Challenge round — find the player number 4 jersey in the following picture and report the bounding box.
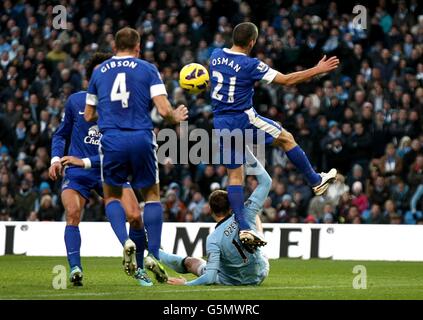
[86,56,167,132]
[209,48,277,114]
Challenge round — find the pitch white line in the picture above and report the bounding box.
[3,283,423,299]
[0,285,356,299]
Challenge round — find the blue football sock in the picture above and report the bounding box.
[129,227,146,269]
[64,225,82,270]
[227,185,250,231]
[143,202,163,260]
[105,200,128,246]
[159,249,187,273]
[285,145,321,186]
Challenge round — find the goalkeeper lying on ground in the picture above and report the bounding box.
[145,147,270,285]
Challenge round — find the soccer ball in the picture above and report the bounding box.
[179,63,210,95]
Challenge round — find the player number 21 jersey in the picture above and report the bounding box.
[209,48,277,115]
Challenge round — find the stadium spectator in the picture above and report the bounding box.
[163,188,187,222]
[362,204,386,224]
[384,199,402,223]
[37,194,60,221]
[391,179,411,213]
[326,174,349,203]
[275,194,296,223]
[377,143,403,179]
[351,181,369,214]
[368,176,390,207]
[346,205,361,224]
[198,203,214,222]
[260,196,277,223]
[14,179,37,221]
[187,191,206,221]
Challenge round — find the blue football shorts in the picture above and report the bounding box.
[213,107,282,169]
[99,129,159,189]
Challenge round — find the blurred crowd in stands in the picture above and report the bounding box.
[0,0,422,224]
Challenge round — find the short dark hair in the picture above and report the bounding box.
[209,190,230,216]
[115,27,140,51]
[85,52,113,80]
[232,22,258,47]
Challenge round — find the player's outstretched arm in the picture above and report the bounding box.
[272,55,339,86]
[153,95,188,124]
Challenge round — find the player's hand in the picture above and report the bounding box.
[61,156,84,168]
[48,161,63,181]
[167,276,187,285]
[172,105,188,123]
[316,55,339,74]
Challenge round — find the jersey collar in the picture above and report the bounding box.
[112,55,134,59]
[223,48,246,56]
[215,213,233,229]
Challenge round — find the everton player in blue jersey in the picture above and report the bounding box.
[85,28,188,283]
[151,148,270,286]
[49,53,153,287]
[210,22,339,246]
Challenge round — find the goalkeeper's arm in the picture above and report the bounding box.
[245,146,272,208]
[185,247,220,286]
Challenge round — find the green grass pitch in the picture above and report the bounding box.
[1,256,422,300]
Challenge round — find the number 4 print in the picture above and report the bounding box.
[111,73,130,108]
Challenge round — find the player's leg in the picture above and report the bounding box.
[130,130,168,282]
[103,185,128,244]
[103,183,137,275]
[226,166,265,245]
[121,186,145,268]
[214,113,264,243]
[121,186,152,286]
[141,183,168,283]
[157,249,188,274]
[129,130,162,261]
[245,109,336,195]
[158,248,206,277]
[227,165,249,231]
[140,183,162,260]
[100,135,137,275]
[62,188,86,286]
[272,129,337,195]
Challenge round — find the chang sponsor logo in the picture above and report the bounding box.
[84,125,102,145]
